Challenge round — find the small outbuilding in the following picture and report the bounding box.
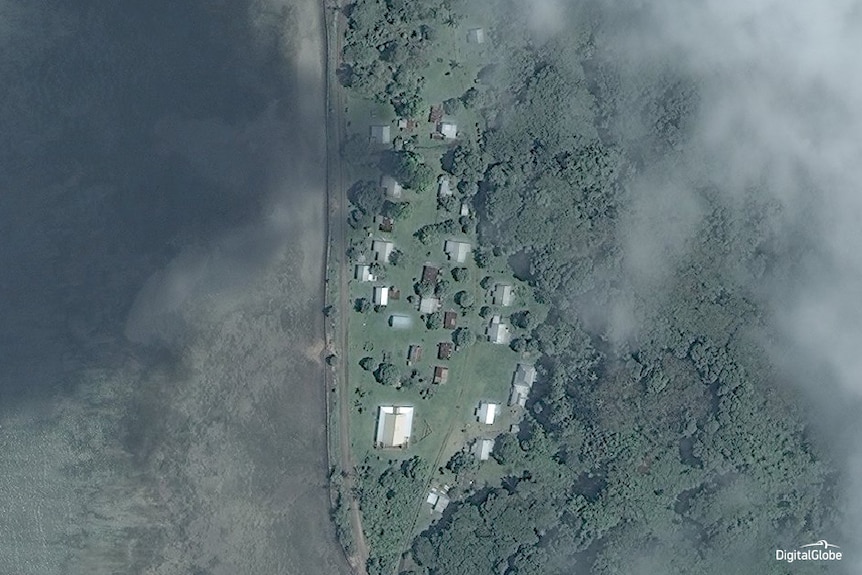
[437,175,452,197]
[433,366,449,384]
[375,405,414,448]
[426,487,450,513]
[375,215,394,232]
[373,286,389,306]
[509,363,537,407]
[372,239,394,262]
[437,342,454,360]
[419,296,440,314]
[443,311,458,329]
[355,264,375,282]
[370,124,391,144]
[492,283,514,307]
[476,402,499,425]
[438,120,458,140]
[422,264,440,283]
[473,438,495,461]
[433,492,450,513]
[380,174,403,199]
[486,315,511,345]
[444,240,472,263]
[467,28,486,44]
[407,345,423,364]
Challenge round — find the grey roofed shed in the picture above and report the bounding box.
[389,314,412,329]
[467,28,485,44]
[370,124,391,144]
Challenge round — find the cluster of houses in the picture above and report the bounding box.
[374,362,536,451]
[369,98,460,151]
[485,282,514,344]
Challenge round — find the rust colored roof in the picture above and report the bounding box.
[437,342,453,360]
[443,311,458,329]
[408,345,423,363]
[422,265,439,283]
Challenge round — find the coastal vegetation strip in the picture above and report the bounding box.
[322,0,370,572]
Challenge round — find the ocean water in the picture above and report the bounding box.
[0,0,347,573]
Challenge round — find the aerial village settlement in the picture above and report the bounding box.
[324,6,547,573]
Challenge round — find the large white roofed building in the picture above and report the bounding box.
[375,406,415,448]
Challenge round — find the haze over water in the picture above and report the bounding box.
[0,0,347,573]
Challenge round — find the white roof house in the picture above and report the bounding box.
[389,314,413,329]
[473,438,495,461]
[437,175,452,198]
[509,363,537,407]
[380,174,403,199]
[355,264,375,282]
[492,283,514,306]
[370,124,391,144]
[486,315,511,345]
[433,492,450,513]
[372,239,394,262]
[460,202,470,217]
[444,240,472,263]
[476,402,499,425]
[439,120,458,140]
[467,28,486,44]
[419,296,440,314]
[373,286,389,306]
[375,406,414,448]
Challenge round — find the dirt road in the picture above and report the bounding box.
[321,1,370,573]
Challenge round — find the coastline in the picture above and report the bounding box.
[320,0,371,573]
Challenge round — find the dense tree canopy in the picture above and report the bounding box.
[340,1,842,574]
[348,179,384,216]
[405,3,840,575]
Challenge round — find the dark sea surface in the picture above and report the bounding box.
[0,0,348,573]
